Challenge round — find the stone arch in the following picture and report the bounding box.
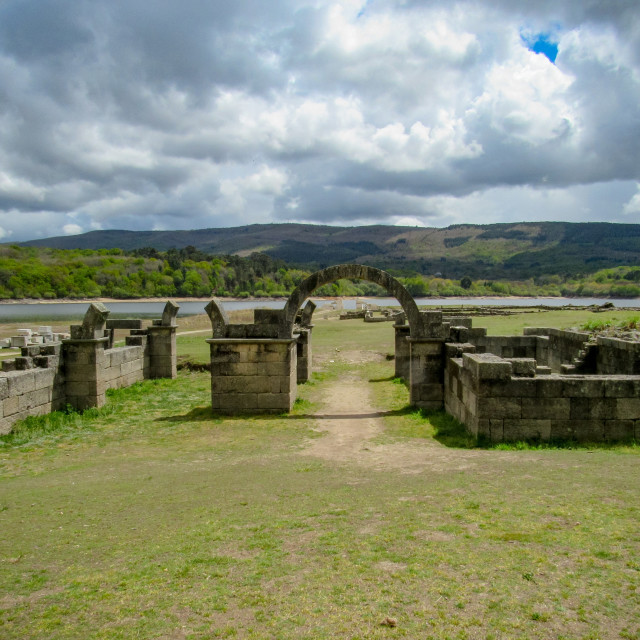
[280,264,425,338]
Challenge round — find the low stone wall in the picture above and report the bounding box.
[0,345,65,434]
[596,336,640,375]
[445,349,640,443]
[522,328,589,372]
[103,342,149,390]
[0,302,178,435]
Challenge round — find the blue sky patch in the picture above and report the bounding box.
[522,31,559,63]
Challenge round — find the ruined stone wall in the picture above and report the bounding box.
[0,302,178,435]
[103,343,149,391]
[596,336,640,375]
[445,349,640,443]
[0,345,65,435]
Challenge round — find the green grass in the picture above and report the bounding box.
[1,311,640,639]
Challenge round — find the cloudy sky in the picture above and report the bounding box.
[1,0,639,242]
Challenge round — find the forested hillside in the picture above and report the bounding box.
[2,244,640,300]
[21,221,640,280]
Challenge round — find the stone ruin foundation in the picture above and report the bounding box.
[2,264,639,444]
[0,301,179,434]
[203,264,640,443]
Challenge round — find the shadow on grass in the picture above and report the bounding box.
[426,410,480,449]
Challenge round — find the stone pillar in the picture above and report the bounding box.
[407,310,448,410]
[394,323,411,380]
[208,339,297,414]
[296,328,313,383]
[63,302,111,410]
[408,339,446,410]
[147,300,179,379]
[147,326,177,378]
[63,337,110,410]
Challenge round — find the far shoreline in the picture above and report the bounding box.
[1,294,639,305]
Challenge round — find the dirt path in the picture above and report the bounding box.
[300,363,530,474]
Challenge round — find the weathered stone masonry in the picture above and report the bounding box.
[204,263,640,443]
[0,301,178,434]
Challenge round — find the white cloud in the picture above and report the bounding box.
[63,223,83,235]
[0,0,638,241]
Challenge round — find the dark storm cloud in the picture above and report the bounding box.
[0,0,638,241]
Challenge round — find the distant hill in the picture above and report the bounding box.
[20,221,640,280]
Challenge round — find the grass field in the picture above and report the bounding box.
[1,310,639,639]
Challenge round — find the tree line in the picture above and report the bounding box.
[1,245,639,300]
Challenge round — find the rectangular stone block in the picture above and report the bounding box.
[64,364,99,383]
[3,395,19,417]
[572,420,605,442]
[257,393,291,410]
[210,348,241,364]
[0,377,8,401]
[19,387,51,411]
[478,397,521,419]
[604,420,634,442]
[535,377,564,398]
[463,353,512,382]
[604,378,640,398]
[550,420,576,440]
[6,371,36,396]
[562,378,605,398]
[216,393,259,412]
[490,419,504,442]
[507,358,537,377]
[522,397,570,420]
[224,362,258,376]
[503,419,551,441]
[477,378,537,398]
[256,362,290,376]
[33,368,55,389]
[615,397,640,420]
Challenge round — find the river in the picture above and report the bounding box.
[0,296,638,320]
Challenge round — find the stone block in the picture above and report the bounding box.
[416,383,443,403]
[64,364,99,383]
[604,420,634,442]
[19,388,51,411]
[490,419,504,442]
[503,419,551,441]
[604,378,640,398]
[0,417,12,436]
[15,357,33,370]
[257,393,291,410]
[522,397,570,420]
[549,420,576,440]
[507,358,536,377]
[477,397,521,419]
[0,377,8,401]
[227,362,259,376]
[463,353,512,382]
[570,397,591,420]
[216,393,258,412]
[562,378,605,398]
[572,420,605,442]
[536,366,552,375]
[535,377,564,398]
[256,362,290,377]
[6,371,36,396]
[615,398,640,420]
[3,395,19,417]
[33,368,55,390]
[1,359,17,372]
[477,378,537,398]
[210,347,241,364]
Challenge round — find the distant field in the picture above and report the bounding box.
[1,314,638,639]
